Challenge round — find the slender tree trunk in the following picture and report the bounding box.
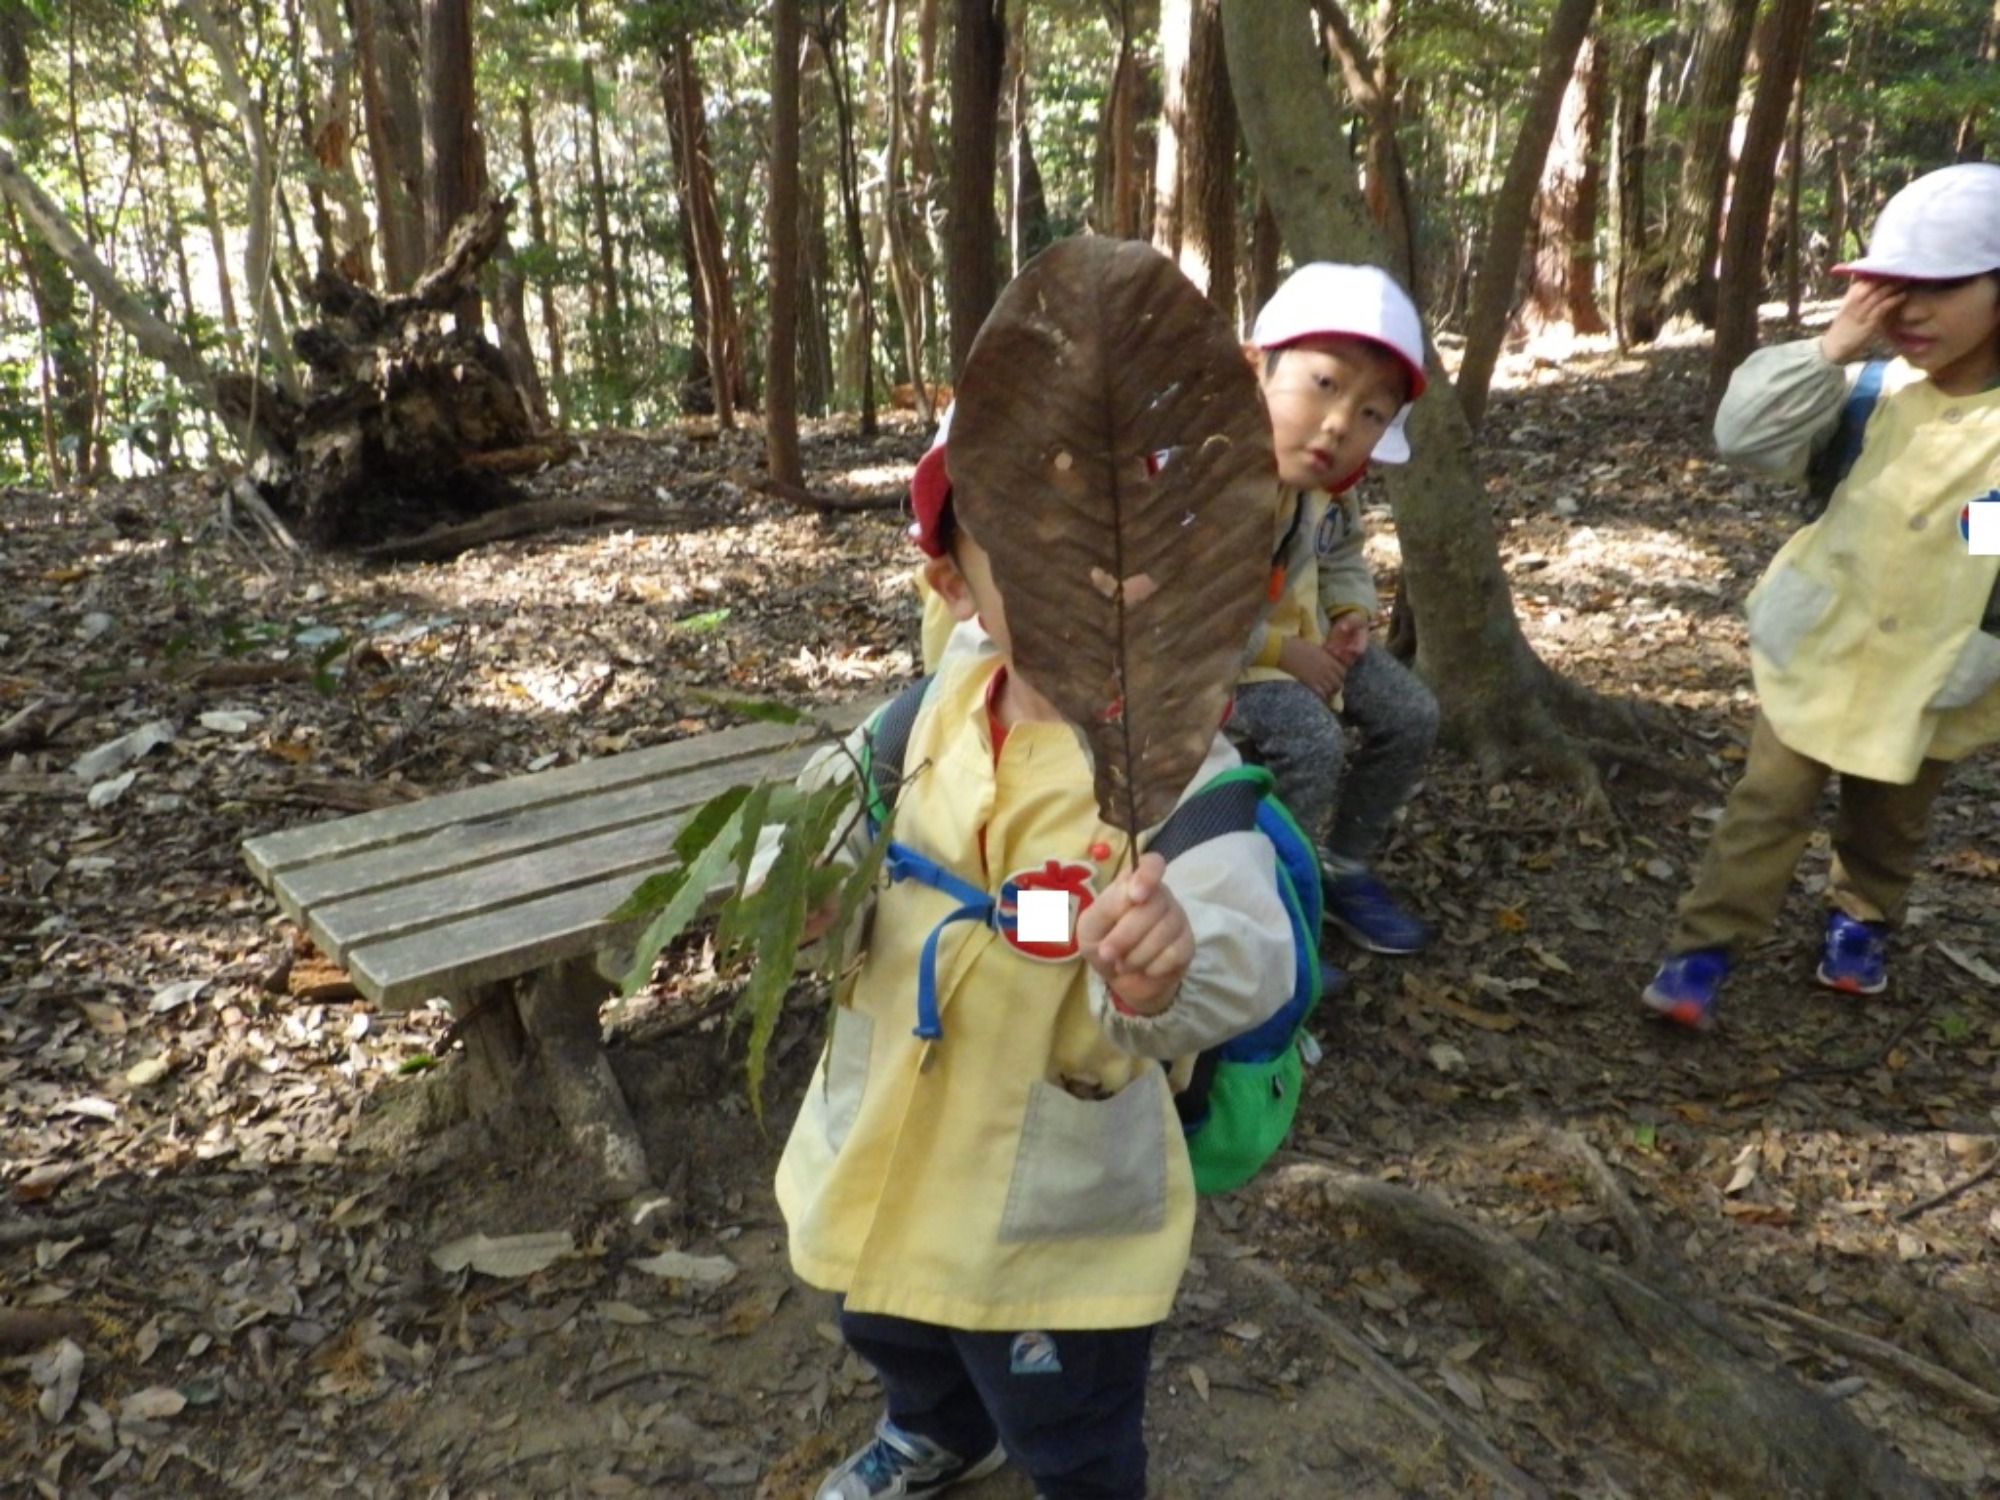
[0,0,87,480]
[1225,0,1613,791]
[1522,35,1609,336]
[946,0,1004,374]
[515,93,566,396]
[1612,0,1668,345]
[662,34,744,425]
[1177,0,1237,307]
[1093,3,1148,239]
[768,0,803,487]
[305,0,375,283]
[881,0,938,416]
[1152,0,1188,259]
[419,0,484,330]
[1654,0,1759,325]
[1314,0,1418,288]
[0,141,293,459]
[815,5,878,435]
[1955,0,2000,160]
[351,0,425,290]
[1455,0,1598,427]
[183,0,300,397]
[1708,0,1817,409]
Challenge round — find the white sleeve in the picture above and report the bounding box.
[1712,339,1852,484]
[1089,828,1295,1061]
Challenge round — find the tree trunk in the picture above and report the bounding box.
[768,0,803,489]
[1092,2,1149,241]
[0,140,296,461]
[1454,0,1598,427]
[0,0,89,481]
[304,0,374,284]
[947,0,1004,375]
[662,34,745,425]
[183,0,301,399]
[581,23,625,390]
[1178,0,1237,308]
[1225,1,1616,791]
[1955,0,2000,159]
[1314,0,1419,289]
[1004,8,1050,275]
[882,0,939,418]
[1521,35,1609,336]
[814,4,879,435]
[1708,0,1817,410]
[515,92,566,396]
[419,0,485,331]
[1653,0,1759,326]
[352,0,424,290]
[1151,0,1188,260]
[1612,0,1668,346]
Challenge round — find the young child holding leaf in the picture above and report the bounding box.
[1232,262,1441,957]
[768,238,1296,1500]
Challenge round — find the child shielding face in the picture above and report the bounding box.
[1825,161,2000,397]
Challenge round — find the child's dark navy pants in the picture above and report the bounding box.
[837,1304,1155,1499]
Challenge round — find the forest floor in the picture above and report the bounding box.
[2,328,1998,1499]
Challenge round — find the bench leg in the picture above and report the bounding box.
[514,957,653,1199]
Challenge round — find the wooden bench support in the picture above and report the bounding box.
[516,958,650,1197]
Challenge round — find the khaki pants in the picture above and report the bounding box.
[1672,713,1952,955]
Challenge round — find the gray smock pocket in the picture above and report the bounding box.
[1928,630,2000,710]
[999,1073,1168,1242]
[1745,564,1835,671]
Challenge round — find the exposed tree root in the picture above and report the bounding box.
[1270,1165,1948,1499]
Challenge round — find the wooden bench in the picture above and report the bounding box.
[241,702,876,1195]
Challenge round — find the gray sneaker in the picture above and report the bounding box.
[816,1418,1006,1499]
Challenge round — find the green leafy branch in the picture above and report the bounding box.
[607,706,899,1117]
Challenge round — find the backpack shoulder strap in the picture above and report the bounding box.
[1146,765,1273,860]
[860,675,933,833]
[1805,357,1888,511]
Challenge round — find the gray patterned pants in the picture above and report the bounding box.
[1227,645,1439,862]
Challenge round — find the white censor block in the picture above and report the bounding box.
[1967,500,2000,556]
[1016,888,1071,944]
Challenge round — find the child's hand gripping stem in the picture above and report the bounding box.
[1077,851,1193,1015]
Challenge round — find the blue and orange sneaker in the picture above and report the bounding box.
[1816,910,1888,995]
[1642,948,1729,1032]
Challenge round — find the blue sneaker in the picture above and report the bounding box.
[817,1419,1005,1499]
[1322,867,1434,954]
[1642,948,1729,1032]
[1816,910,1888,995]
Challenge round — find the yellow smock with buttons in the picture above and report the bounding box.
[1719,343,2000,782]
[774,652,1294,1331]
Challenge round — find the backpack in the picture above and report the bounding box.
[859,675,1324,1195]
[1801,357,1887,520]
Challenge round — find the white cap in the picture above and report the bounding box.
[1833,162,2000,280]
[1250,262,1426,464]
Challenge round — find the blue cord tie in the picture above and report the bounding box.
[884,840,994,1040]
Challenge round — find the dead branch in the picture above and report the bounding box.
[1893,1157,1999,1224]
[357,495,660,563]
[1538,1123,1662,1276]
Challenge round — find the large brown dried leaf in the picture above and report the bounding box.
[949,238,1274,832]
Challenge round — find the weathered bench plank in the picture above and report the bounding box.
[245,705,873,1010]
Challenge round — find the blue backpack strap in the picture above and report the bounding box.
[1146,766,1270,860]
[881,841,992,1041]
[1804,357,1887,513]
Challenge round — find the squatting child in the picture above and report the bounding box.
[774,338,1296,1493]
[1233,262,1442,958]
[1643,162,2000,1031]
